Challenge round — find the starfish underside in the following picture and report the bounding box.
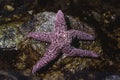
[27,10,98,74]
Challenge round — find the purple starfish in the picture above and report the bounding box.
[27,10,98,74]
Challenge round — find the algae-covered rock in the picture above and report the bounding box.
[0,22,23,49]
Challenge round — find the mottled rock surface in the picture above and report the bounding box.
[0,22,23,49]
[1,12,102,80]
[18,11,102,79]
[105,75,120,80]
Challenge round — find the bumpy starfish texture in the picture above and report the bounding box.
[27,10,98,74]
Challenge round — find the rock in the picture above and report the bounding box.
[105,75,120,80]
[0,70,17,80]
[0,11,102,79]
[0,70,31,80]
[19,11,102,79]
[4,5,14,12]
[0,22,23,49]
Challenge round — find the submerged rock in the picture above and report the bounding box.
[105,75,120,80]
[0,11,102,79]
[18,11,102,78]
[0,11,100,50]
[0,70,31,80]
[0,70,17,80]
[0,22,23,49]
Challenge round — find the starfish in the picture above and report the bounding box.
[27,10,98,74]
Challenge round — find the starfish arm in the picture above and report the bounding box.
[68,30,95,40]
[27,32,52,42]
[62,45,98,57]
[54,10,67,31]
[32,43,60,73]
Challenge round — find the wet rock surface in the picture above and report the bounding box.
[0,22,23,49]
[0,70,18,80]
[0,11,103,80]
[105,75,120,80]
